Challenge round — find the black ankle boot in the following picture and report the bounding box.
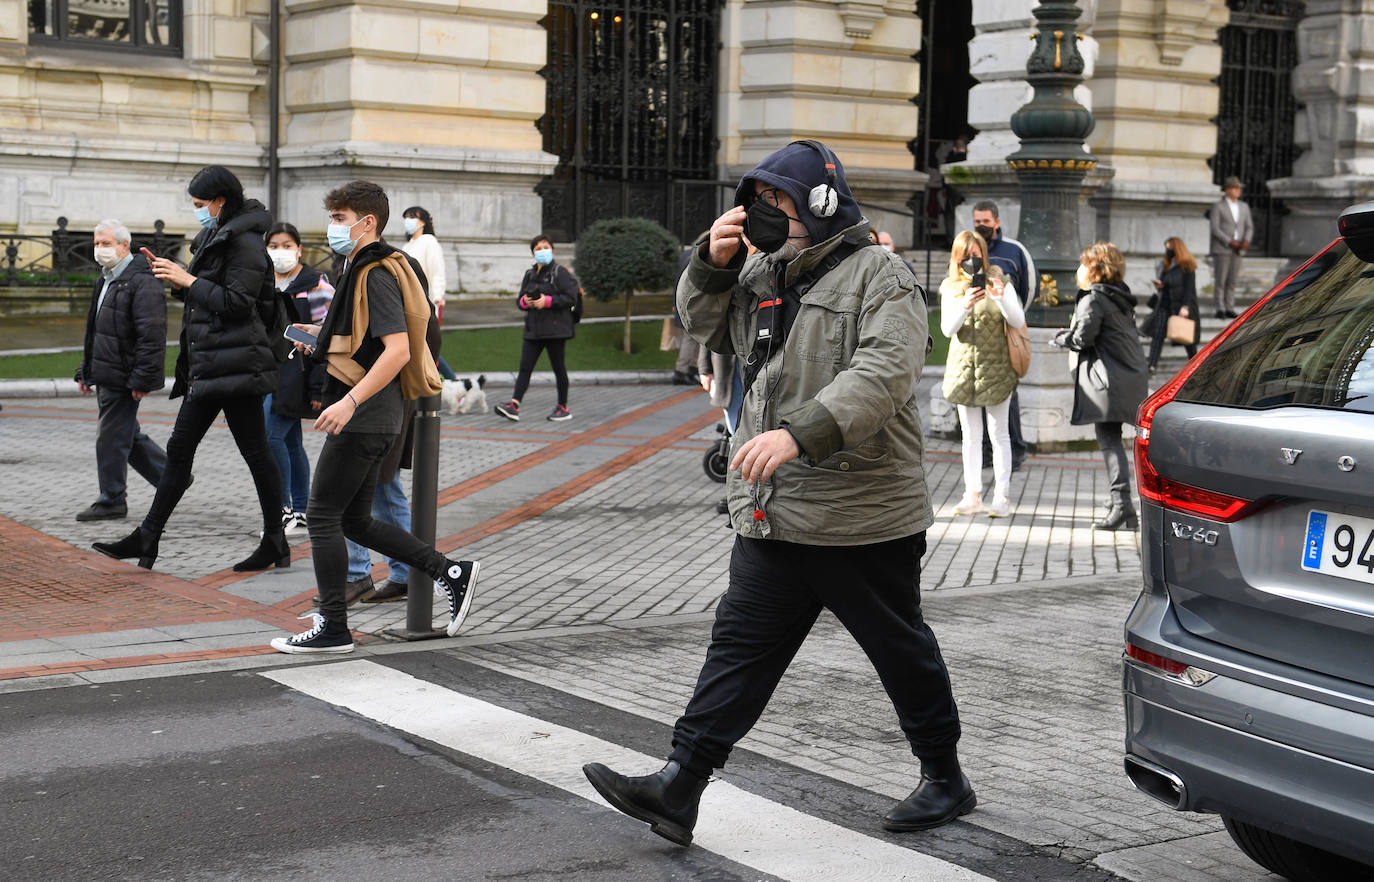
[92,526,160,570]
[233,532,291,572]
[882,751,977,832]
[583,760,710,846]
[1094,503,1139,531]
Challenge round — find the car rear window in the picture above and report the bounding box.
[1175,242,1374,412]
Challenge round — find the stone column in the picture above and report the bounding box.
[278,0,556,294]
[1268,0,1374,258]
[720,0,926,242]
[1085,0,1229,294]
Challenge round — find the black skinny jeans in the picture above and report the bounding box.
[670,532,961,777]
[141,394,282,537]
[1094,422,1132,506]
[307,431,449,624]
[511,338,569,405]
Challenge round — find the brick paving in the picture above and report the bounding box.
[0,378,1276,881]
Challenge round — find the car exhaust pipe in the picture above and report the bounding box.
[1125,755,1187,810]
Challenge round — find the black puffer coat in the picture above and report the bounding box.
[516,260,578,340]
[171,200,278,400]
[76,254,167,392]
[270,265,330,419]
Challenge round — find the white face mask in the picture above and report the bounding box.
[268,248,299,274]
[93,245,121,269]
[1075,264,1092,291]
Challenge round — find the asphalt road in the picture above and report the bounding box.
[3,652,1123,882]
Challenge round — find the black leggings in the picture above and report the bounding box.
[307,431,449,624]
[141,394,283,537]
[512,338,569,405]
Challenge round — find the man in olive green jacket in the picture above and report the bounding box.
[582,140,973,846]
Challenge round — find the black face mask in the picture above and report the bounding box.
[1165,247,1176,260]
[743,199,800,254]
[959,256,981,276]
[974,224,996,243]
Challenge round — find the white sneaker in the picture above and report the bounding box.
[986,497,1011,518]
[283,511,307,535]
[953,494,983,516]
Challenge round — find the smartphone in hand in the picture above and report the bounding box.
[283,325,318,347]
[139,247,157,262]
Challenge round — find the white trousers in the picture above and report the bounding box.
[957,399,1011,502]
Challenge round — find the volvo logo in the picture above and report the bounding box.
[1338,455,1357,472]
[1280,448,1302,464]
[1171,521,1220,546]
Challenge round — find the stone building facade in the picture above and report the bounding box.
[0,0,1365,299]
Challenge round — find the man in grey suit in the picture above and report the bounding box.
[1209,175,1254,319]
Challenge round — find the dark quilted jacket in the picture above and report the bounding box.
[76,254,167,392]
[170,200,278,401]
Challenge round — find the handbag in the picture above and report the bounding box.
[659,316,680,351]
[1166,314,1196,345]
[1005,320,1031,378]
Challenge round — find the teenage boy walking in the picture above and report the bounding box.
[271,180,479,654]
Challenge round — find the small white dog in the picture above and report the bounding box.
[440,374,488,415]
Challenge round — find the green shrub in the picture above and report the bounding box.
[574,217,680,353]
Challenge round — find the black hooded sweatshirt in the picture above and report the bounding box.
[171,199,278,401]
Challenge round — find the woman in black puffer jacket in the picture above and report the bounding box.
[94,166,287,572]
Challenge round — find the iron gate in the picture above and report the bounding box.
[1212,0,1304,256]
[537,0,722,242]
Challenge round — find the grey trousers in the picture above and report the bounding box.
[95,385,167,503]
[674,333,701,375]
[1212,251,1243,312]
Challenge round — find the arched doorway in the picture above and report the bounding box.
[537,0,723,242]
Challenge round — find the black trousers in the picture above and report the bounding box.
[95,386,166,503]
[512,338,569,405]
[142,394,281,537]
[670,532,961,777]
[1094,422,1132,505]
[307,430,449,624]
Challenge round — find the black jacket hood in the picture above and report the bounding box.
[734,142,864,245]
[1086,281,1136,314]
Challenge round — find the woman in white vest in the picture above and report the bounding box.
[940,229,1026,519]
[400,206,456,380]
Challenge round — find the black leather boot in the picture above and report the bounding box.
[583,760,709,846]
[92,525,160,570]
[1094,502,1139,531]
[882,751,976,832]
[233,531,291,572]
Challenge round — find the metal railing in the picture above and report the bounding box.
[1,217,185,288]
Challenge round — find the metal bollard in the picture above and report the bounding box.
[386,393,446,640]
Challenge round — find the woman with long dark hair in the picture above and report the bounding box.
[1146,236,1201,371]
[94,165,288,571]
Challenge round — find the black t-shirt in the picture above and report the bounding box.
[339,267,406,435]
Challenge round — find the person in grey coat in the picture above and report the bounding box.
[1053,242,1149,531]
[1209,175,1254,318]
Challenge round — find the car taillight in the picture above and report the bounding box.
[1124,643,1217,686]
[1133,245,1335,523]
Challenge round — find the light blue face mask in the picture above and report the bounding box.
[327,218,364,255]
[403,217,419,236]
[194,204,217,230]
[533,248,553,266]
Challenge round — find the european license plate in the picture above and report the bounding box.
[1302,510,1374,585]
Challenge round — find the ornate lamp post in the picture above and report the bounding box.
[1007,0,1096,324]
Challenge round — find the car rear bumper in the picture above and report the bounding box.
[1124,588,1374,866]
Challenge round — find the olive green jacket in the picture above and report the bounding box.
[940,276,1018,407]
[678,223,934,546]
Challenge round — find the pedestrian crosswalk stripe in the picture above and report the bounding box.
[263,660,992,882]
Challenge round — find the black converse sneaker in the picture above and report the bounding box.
[435,559,480,637]
[270,612,354,654]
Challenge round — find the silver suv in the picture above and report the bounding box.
[1122,203,1374,880]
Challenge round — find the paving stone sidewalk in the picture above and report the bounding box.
[0,380,1272,882]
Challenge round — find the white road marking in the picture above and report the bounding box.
[263,660,992,882]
